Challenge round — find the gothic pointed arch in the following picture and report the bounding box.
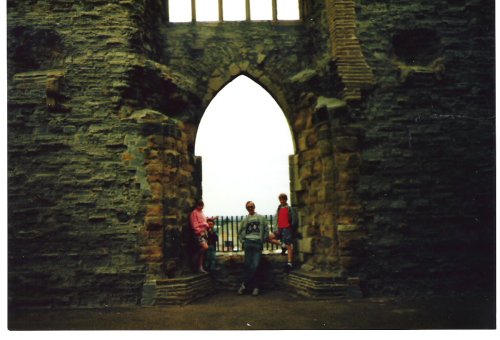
[203,65,292,127]
[194,73,296,215]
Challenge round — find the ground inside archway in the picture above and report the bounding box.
[9,292,495,330]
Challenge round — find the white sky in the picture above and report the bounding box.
[195,75,294,216]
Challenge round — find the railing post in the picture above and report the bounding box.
[269,214,274,251]
[235,215,240,252]
[214,214,282,253]
[216,217,220,252]
[265,215,269,251]
[230,215,235,252]
[225,216,229,252]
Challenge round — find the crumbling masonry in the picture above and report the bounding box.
[8,0,495,307]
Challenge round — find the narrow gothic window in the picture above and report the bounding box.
[168,0,192,22]
[222,0,246,21]
[196,0,219,22]
[277,0,299,20]
[167,0,300,23]
[250,0,272,20]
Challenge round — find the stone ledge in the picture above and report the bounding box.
[286,270,362,299]
[141,273,214,306]
[10,69,66,106]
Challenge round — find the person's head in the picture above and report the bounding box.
[207,218,215,229]
[195,200,204,211]
[245,201,256,215]
[278,193,288,205]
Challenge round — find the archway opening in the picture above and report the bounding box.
[195,75,294,216]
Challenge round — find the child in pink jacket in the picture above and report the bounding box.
[189,200,209,273]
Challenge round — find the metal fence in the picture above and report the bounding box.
[213,215,280,253]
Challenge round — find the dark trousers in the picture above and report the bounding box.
[204,245,217,271]
[242,240,263,289]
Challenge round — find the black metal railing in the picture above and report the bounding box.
[213,215,280,253]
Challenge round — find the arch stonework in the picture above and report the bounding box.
[203,66,292,126]
[7,0,495,306]
[158,27,371,279]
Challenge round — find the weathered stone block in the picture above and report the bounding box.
[298,237,315,254]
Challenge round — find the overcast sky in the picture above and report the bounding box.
[195,75,294,216]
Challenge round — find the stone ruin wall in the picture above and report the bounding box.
[7,0,495,307]
[8,0,201,306]
[355,0,495,295]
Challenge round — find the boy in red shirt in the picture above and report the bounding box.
[269,193,297,272]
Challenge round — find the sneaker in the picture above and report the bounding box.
[237,283,246,295]
[284,263,293,273]
[280,247,287,255]
[252,288,259,296]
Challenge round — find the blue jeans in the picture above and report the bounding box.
[242,240,263,289]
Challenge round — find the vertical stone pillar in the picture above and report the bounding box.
[328,100,366,272]
[296,96,366,274]
[124,109,167,276]
[316,119,339,269]
[289,154,300,208]
[161,120,199,277]
[293,99,340,270]
[124,109,196,277]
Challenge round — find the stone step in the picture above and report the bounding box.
[141,269,362,305]
[286,270,362,299]
[141,273,214,306]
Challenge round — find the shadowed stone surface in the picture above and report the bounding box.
[8,291,496,330]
